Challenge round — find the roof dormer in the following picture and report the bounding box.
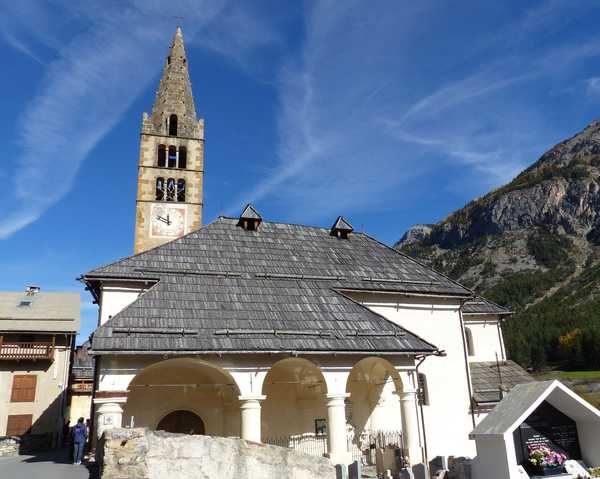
[330,216,353,239]
[237,204,262,231]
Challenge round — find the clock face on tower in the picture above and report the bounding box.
[150,204,187,238]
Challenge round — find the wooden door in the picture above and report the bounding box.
[157,410,205,435]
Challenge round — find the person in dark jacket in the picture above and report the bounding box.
[72,417,87,465]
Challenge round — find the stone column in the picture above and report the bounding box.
[398,387,422,465]
[326,393,351,465]
[95,402,123,439]
[239,395,266,443]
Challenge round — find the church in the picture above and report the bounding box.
[82,27,531,467]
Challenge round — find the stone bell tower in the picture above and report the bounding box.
[134,27,204,254]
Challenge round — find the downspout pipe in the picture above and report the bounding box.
[414,350,444,467]
[459,305,477,429]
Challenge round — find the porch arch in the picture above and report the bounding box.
[123,358,241,436]
[346,357,404,437]
[261,357,328,439]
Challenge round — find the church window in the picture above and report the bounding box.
[177,179,186,202]
[167,56,171,65]
[465,327,475,357]
[417,373,429,406]
[169,114,178,136]
[157,145,166,167]
[168,146,177,168]
[178,146,187,169]
[166,178,176,201]
[155,178,165,200]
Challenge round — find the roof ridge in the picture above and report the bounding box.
[359,231,473,297]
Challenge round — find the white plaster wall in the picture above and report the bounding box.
[472,437,511,479]
[68,393,92,424]
[349,293,477,459]
[99,284,149,326]
[578,421,600,467]
[464,315,505,362]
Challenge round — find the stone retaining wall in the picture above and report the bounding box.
[99,428,336,479]
[0,437,19,457]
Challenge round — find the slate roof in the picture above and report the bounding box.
[0,291,80,333]
[470,360,534,404]
[72,341,94,379]
[463,296,511,316]
[85,217,472,354]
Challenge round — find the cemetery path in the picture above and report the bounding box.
[0,448,95,479]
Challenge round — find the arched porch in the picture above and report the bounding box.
[122,357,241,437]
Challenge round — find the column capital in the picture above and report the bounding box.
[325,393,350,407]
[394,387,417,398]
[238,395,266,409]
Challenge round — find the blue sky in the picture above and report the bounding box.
[2,0,600,343]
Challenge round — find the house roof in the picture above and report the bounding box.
[463,296,511,316]
[85,216,472,354]
[0,291,80,333]
[470,360,534,404]
[470,380,600,438]
[72,341,94,379]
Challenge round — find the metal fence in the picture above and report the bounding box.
[265,433,328,457]
[348,430,404,463]
[265,430,403,464]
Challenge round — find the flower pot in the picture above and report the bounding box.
[533,465,566,476]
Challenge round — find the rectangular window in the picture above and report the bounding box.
[6,414,33,436]
[11,375,37,402]
[417,373,429,406]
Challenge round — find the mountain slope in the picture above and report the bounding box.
[396,119,600,371]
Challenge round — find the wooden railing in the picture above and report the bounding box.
[0,339,55,361]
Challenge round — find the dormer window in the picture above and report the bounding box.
[168,114,178,136]
[237,204,262,231]
[330,216,353,239]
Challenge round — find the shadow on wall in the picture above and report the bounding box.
[3,361,69,454]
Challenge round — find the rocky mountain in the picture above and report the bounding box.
[396,119,600,371]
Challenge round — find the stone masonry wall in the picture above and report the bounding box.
[100,428,336,479]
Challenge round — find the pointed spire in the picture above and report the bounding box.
[143,27,201,139]
[237,204,262,231]
[330,216,353,239]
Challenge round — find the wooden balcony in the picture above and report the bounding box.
[0,338,55,361]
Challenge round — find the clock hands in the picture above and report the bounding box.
[156,215,172,226]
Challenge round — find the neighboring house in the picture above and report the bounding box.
[68,341,93,425]
[0,287,80,449]
[462,296,533,419]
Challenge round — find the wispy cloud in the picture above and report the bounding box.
[227,0,600,222]
[0,0,280,239]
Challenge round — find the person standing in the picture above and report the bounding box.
[72,417,87,465]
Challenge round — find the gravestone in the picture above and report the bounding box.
[412,463,428,479]
[513,400,581,467]
[335,464,348,479]
[348,461,361,479]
